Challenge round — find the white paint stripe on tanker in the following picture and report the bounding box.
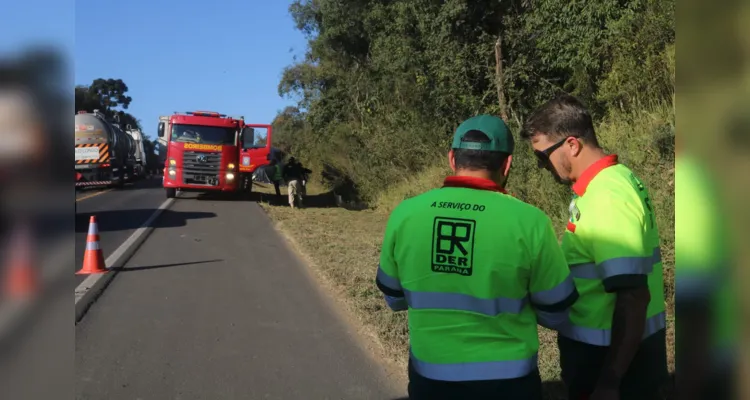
[74,197,175,323]
[76,181,113,187]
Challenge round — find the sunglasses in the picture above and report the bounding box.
[534,137,570,168]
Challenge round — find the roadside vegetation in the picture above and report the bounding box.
[263,0,675,398]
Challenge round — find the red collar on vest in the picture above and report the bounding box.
[572,154,619,196]
[443,176,508,194]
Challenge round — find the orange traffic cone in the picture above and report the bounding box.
[76,216,107,275]
[3,223,38,299]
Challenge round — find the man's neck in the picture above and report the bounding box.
[571,147,608,183]
[456,169,493,180]
[454,170,505,189]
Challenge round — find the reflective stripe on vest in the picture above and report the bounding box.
[376,266,402,292]
[569,247,661,279]
[410,350,538,381]
[378,265,576,316]
[551,311,666,347]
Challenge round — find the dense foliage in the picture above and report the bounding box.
[272,0,675,204]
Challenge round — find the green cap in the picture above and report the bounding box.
[451,115,514,154]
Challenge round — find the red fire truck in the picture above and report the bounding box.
[237,123,274,193]
[157,111,242,198]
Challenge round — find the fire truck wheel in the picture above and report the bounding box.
[165,188,176,199]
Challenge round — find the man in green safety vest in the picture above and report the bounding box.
[376,115,579,400]
[522,93,669,400]
[674,152,737,400]
[269,158,283,197]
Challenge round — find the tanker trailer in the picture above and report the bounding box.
[111,115,137,183]
[126,125,147,178]
[74,110,130,188]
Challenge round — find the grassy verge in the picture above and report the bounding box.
[256,107,674,399]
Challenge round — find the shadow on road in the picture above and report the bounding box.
[112,259,223,272]
[252,190,343,209]
[181,186,347,209]
[116,177,164,190]
[75,209,216,233]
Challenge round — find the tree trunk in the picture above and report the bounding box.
[495,36,509,122]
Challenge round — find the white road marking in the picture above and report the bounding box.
[74,197,175,322]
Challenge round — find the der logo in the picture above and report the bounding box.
[431,217,477,276]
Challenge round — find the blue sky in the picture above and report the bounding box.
[0,0,75,87]
[74,0,308,140]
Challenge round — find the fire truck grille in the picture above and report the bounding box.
[182,151,222,186]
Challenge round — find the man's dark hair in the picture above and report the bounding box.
[453,130,509,171]
[521,93,600,147]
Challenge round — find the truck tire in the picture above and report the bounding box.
[166,188,176,199]
[113,167,126,189]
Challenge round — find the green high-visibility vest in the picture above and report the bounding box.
[675,155,735,352]
[376,176,577,381]
[273,164,283,181]
[559,155,666,346]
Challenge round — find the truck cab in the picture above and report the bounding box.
[157,111,242,198]
[238,123,273,193]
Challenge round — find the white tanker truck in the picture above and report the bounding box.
[125,125,148,178]
[74,110,136,189]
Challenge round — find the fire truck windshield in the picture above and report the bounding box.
[171,124,236,145]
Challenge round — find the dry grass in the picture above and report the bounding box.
[255,104,674,398]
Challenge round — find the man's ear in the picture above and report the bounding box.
[448,150,457,172]
[503,154,513,177]
[567,137,583,157]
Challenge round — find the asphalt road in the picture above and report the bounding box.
[0,265,71,399]
[75,195,405,400]
[75,178,167,285]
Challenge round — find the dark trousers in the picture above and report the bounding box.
[407,359,542,400]
[272,180,281,196]
[567,386,663,400]
[559,331,668,400]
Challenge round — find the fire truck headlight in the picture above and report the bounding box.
[227,163,235,170]
[168,169,176,176]
[226,172,235,181]
[169,158,176,166]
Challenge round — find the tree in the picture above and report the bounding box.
[75,78,142,130]
[274,0,675,201]
[89,78,132,110]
